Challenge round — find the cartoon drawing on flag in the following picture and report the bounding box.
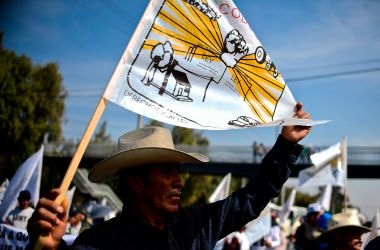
[104,0,326,129]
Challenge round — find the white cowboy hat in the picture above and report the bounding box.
[317,212,370,242]
[88,126,209,183]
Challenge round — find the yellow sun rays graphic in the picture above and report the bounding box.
[142,0,285,123]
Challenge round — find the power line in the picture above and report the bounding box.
[97,0,140,23]
[284,58,380,73]
[287,66,380,83]
[73,0,129,34]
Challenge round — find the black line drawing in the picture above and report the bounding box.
[228,116,260,127]
[254,46,278,78]
[183,0,220,20]
[141,41,194,102]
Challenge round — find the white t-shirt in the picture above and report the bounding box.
[6,207,34,229]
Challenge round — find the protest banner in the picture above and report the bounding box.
[0,224,29,250]
[0,147,43,222]
[0,223,77,250]
[103,0,325,129]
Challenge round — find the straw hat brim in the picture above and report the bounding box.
[317,225,370,242]
[88,147,209,183]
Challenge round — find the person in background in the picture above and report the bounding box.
[5,190,34,229]
[65,206,90,235]
[294,203,323,250]
[317,212,370,250]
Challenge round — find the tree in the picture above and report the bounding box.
[172,126,209,146]
[0,35,66,180]
[91,121,112,144]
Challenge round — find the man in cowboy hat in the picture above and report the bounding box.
[317,211,371,250]
[27,102,311,250]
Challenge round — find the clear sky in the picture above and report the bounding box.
[1,0,380,147]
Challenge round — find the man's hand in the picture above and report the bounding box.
[281,102,312,143]
[27,189,68,250]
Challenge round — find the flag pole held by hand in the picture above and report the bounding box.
[34,97,108,250]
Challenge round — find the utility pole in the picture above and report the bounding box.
[137,114,143,129]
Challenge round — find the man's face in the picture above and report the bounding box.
[18,199,30,209]
[139,164,184,214]
[332,229,364,250]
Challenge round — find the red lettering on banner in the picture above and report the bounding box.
[218,2,252,31]
[219,3,229,14]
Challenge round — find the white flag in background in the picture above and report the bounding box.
[317,185,332,211]
[103,0,326,129]
[280,188,297,221]
[209,173,231,203]
[299,141,345,188]
[310,142,341,168]
[0,146,43,221]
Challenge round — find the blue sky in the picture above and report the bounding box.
[1,0,380,147]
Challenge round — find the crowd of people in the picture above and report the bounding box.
[0,103,379,249]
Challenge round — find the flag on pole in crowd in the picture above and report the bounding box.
[0,146,43,221]
[102,0,326,129]
[298,140,345,188]
[0,179,9,205]
[209,173,231,203]
[364,209,380,247]
[317,185,332,211]
[65,186,77,217]
[279,188,297,222]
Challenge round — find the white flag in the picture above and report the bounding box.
[209,173,231,203]
[103,0,326,129]
[298,164,337,188]
[310,142,341,168]
[280,189,297,221]
[0,179,9,205]
[65,186,77,217]
[0,146,43,221]
[317,185,332,211]
[299,140,345,188]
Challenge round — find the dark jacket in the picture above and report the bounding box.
[72,135,302,250]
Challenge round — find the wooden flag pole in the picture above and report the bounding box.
[342,136,348,210]
[34,97,108,250]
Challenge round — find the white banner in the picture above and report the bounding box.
[0,224,77,249]
[0,223,29,250]
[209,173,231,203]
[0,146,43,222]
[103,0,326,129]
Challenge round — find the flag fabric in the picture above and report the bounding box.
[299,141,345,188]
[298,164,337,188]
[0,179,9,205]
[0,146,43,222]
[65,186,77,217]
[209,173,231,203]
[317,185,332,211]
[280,189,297,221]
[310,142,341,168]
[103,0,326,129]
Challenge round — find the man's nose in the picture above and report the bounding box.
[173,174,184,189]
